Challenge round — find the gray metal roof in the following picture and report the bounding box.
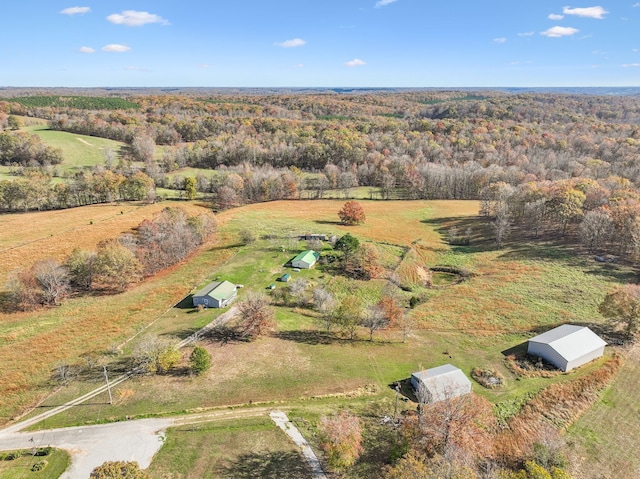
[411,364,471,401]
[528,325,606,362]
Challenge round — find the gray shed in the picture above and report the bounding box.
[410,364,472,403]
[192,280,238,308]
[527,324,606,372]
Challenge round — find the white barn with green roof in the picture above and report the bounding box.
[192,280,237,308]
[527,324,606,372]
[292,250,320,269]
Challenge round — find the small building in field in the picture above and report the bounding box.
[192,280,237,308]
[279,273,291,282]
[299,233,328,241]
[410,364,472,403]
[527,324,606,372]
[291,250,320,269]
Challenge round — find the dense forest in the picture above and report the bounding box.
[2,90,640,258]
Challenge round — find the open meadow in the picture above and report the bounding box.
[1,198,639,478]
[23,125,127,174]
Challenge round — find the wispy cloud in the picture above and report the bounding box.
[344,58,366,67]
[375,0,398,7]
[125,66,149,71]
[78,46,95,53]
[518,31,535,37]
[274,38,306,48]
[198,64,212,69]
[493,37,507,44]
[562,6,608,19]
[60,6,90,15]
[107,10,169,27]
[548,13,564,20]
[634,3,640,7]
[102,44,131,52]
[623,63,640,67]
[541,26,579,37]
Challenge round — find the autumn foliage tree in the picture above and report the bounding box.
[598,284,640,340]
[235,293,276,340]
[338,200,366,225]
[318,410,363,470]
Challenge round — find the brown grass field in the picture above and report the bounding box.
[0,201,209,287]
[0,199,463,424]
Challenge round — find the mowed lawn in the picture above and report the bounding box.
[24,125,126,173]
[148,417,313,479]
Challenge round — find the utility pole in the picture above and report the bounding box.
[394,383,400,419]
[103,366,113,405]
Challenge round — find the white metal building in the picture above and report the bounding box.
[410,364,472,403]
[527,324,606,372]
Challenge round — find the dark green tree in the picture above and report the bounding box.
[189,345,212,375]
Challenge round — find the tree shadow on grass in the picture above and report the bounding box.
[203,326,251,345]
[273,329,336,345]
[583,263,638,284]
[217,450,313,479]
[421,215,495,252]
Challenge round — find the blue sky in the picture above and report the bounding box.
[1,1,638,87]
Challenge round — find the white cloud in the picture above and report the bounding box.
[623,63,640,67]
[60,6,90,15]
[107,10,169,27]
[375,0,398,7]
[79,46,95,53]
[292,63,304,69]
[344,58,366,67]
[102,44,131,52]
[274,38,306,48]
[493,37,507,43]
[125,66,149,71]
[548,13,564,20]
[518,31,535,37]
[562,6,608,19]
[541,26,579,37]
[198,64,212,69]
[634,3,640,7]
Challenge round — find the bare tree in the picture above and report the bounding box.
[579,208,613,253]
[492,204,511,248]
[33,259,70,306]
[361,304,389,340]
[288,278,308,305]
[313,287,337,333]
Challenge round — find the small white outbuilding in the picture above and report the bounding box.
[527,324,606,372]
[410,364,472,403]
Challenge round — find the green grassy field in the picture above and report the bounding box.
[24,125,126,174]
[0,448,70,479]
[148,417,313,479]
[3,199,638,478]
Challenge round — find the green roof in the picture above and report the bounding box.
[195,280,237,301]
[292,250,320,265]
